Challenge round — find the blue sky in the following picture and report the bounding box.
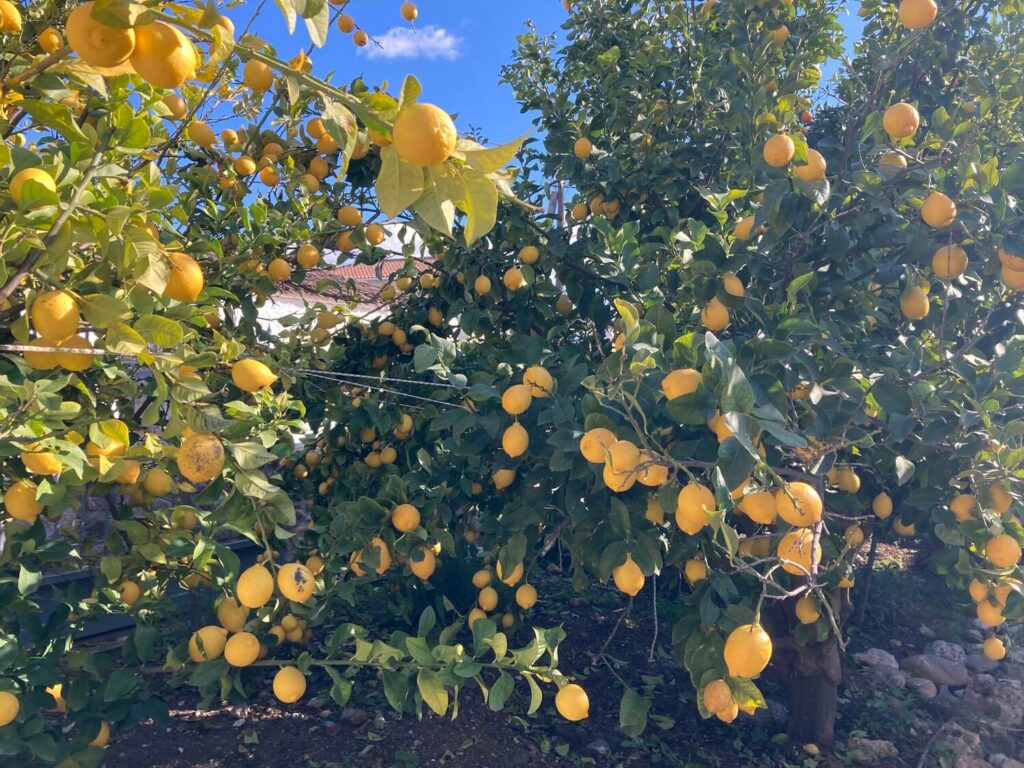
[231,1,863,144]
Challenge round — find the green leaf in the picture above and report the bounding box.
[188,659,229,687]
[619,688,651,737]
[525,674,543,715]
[399,75,421,109]
[134,315,184,348]
[325,666,353,706]
[718,438,756,490]
[303,0,329,46]
[488,671,514,711]
[417,669,449,716]
[377,145,425,218]
[80,294,132,328]
[417,606,436,637]
[228,442,277,470]
[412,169,456,235]
[19,100,90,145]
[103,668,138,702]
[18,565,41,596]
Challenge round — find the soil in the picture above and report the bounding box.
[105,543,979,768]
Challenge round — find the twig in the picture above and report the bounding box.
[594,596,632,661]
[648,574,658,663]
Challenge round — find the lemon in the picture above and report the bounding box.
[273,666,306,703]
[410,546,436,580]
[609,554,643,596]
[366,223,387,245]
[793,148,827,181]
[733,215,756,241]
[216,597,249,632]
[503,267,526,291]
[130,21,197,89]
[177,433,224,483]
[472,569,491,589]
[836,468,860,493]
[932,245,968,280]
[900,285,930,320]
[243,59,274,93]
[777,528,820,576]
[162,93,187,120]
[66,2,135,68]
[977,600,1005,628]
[337,205,362,226]
[702,679,733,715]
[579,427,616,463]
[676,482,715,534]
[795,595,820,624]
[164,251,204,302]
[392,503,421,532]
[882,102,920,139]
[502,422,529,458]
[921,191,956,228]
[501,384,533,415]
[10,167,56,204]
[496,559,524,586]
[523,365,553,397]
[89,720,110,747]
[684,558,708,584]
[5,479,42,522]
[573,137,593,159]
[872,492,893,519]
[187,120,216,147]
[763,134,795,167]
[23,339,59,370]
[21,449,62,476]
[602,440,641,492]
[555,683,589,721]
[983,637,1006,661]
[0,0,21,34]
[392,103,457,167]
[118,580,141,605]
[771,25,790,44]
[30,291,79,342]
[515,583,537,609]
[898,0,937,28]
[401,2,418,21]
[351,537,391,576]
[267,258,292,282]
[493,468,516,490]
[987,534,1022,569]
[277,562,316,602]
[237,564,274,608]
[467,607,486,628]
[701,297,730,331]
[188,625,228,661]
[949,494,976,522]
[724,623,772,678]
[878,152,907,178]
[722,272,745,297]
[737,489,777,525]
[353,30,369,47]
[519,245,540,264]
[231,359,277,392]
[661,368,702,400]
[224,631,260,667]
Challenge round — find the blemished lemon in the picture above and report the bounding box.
[555,683,589,721]
[66,2,136,68]
[724,623,773,678]
[177,433,224,483]
[188,625,228,662]
[277,562,316,602]
[273,666,306,703]
[236,564,274,608]
[392,103,457,166]
[231,359,277,392]
[703,679,733,715]
[523,365,553,396]
[224,631,261,667]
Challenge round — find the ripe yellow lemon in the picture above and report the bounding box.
[516,583,537,609]
[977,600,1005,627]
[10,167,56,204]
[999,248,1024,271]
[503,267,525,291]
[23,339,59,370]
[53,335,93,372]
[0,691,18,727]
[216,597,249,632]
[722,272,745,297]
[188,120,216,147]
[777,528,820,576]
[478,586,499,611]
[21,449,62,476]
[662,368,702,400]
[983,637,1006,661]
[410,546,436,579]
[393,103,457,167]
[0,0,21,34]
[775,482,823,527]
[949,494,976,522]
[164,251,203,302]
[836,468,860,493]
[501,383,533,415]
[771,25,790,44]
[7,483,46,528]
[243,59,274,93]
[900,285,930,320]
[882,102,920,139]
[273,666,306,703]
[496,559,524,586]
[733,215,756,241]
[502,422,529,457]
[351,537,392,576]
[932,245,967,280]
[612,554,645,596]
[872,492,893,519]
[267,258,292,283]
[277,562,316,602]
[492,468,516,490]
[401,2,418,22]
[701,297,730,331]
[337,14,355,33]
[968,579,988,603]
[793,148,827,181]
[162,93,187,120]
[603,440,641,492]
[296,244,320,269]
[795,595,820,624]
[636,452,669,487]
[519,245,540,264]
[724,623,772,678]
[118,580,141,605]
[472,569,491,589]
[523,365,553,397]
[921,191,956,228]
[237,564,274,608]
[392,503,421,532]
[142,467,174,496]
[898,0,937,29]
[188,625,228,661]
[684,558,708,584]
[987,534,1022,569]
[66,2,136,68]
[703,679,733,715]
[231,359,277,392]
[676,482,715,534]
[177,433,224,484]
[130,21,197,89]
[555,683,589,721]
[31,290,79,342]
[989,483,1013,515]
[737,489,777,525]
[893,518,916,536]
[579,427,616,463]
[224,631,260,667]
[1001,266,1024,291]
[878,152,907,179]
[573,137,593,159]
[337,205,362,226]
[763,134,795,167]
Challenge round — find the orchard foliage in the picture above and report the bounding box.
[0,0,1023,763]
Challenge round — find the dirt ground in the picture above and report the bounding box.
[105,544,977,768]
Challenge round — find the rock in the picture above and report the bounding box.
[967,629,985,644]
[973,673,997,692]
[938,723,983,758]
[982,733,1018,759]
[1000,663,1024,684]
[988,755,1010,768]
[901,654,970,686]
[340,707,370,725]
[996,759,1024,768]
[907,677,938,699]
[990,679,1024,727]
[307,696,327,708]
[920,624,937,639]
[926,640,967,664]
[955,757,993,768]
[853,648,899,670]
[586,739,610,756]
[1010,648,1024,665]
[967,653,1000,673]
[876,666,907,689]
[846,737,899,765]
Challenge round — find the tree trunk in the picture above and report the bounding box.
[774,636,842,747]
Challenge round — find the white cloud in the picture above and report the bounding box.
[361,25,463,61]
